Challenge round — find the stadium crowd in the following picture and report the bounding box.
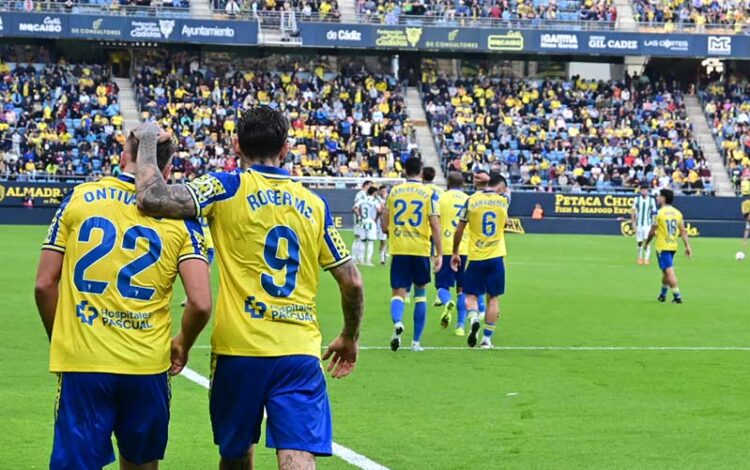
[0,60,124,181]
[421,73,713,194]
[358,0,617,25]
[214,0,340,20]
[132,57,414,179]
[702,76,750,195]
[632,0,750,31]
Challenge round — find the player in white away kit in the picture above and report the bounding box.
[631,183,658,265]
[352,180,372,264]
[354,186,382,266]
[376,185,389,264]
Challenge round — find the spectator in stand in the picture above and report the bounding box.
[633,0,750,32]
[22,194,33,208]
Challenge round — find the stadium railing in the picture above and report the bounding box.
[635,21,750,34]
[212,9,340,23]
[356,14,616,30]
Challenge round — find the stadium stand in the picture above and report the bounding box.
[0,0,192,15]
[701,76,750,195]
[358,0,617,26]
[632,0,750,31]
[421,73,713,194]
[212,0,341,21]
[131,54,416,179]
[0,50,124,181]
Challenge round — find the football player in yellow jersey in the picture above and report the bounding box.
[132,109,364,470]
[422,165,444,195]
[382,157,442,352]
[742,197,750,248]
[645,189,692,304]
[34,134,212,470]
[435,172,470,336]
[451,172,509,349]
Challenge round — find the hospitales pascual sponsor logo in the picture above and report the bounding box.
[707,36,731,55]
[540,33,579,50]
[181,24,235,38]
[588,35,638,50]
[130,19,174,39]
[643,38,689,52]
[326,29,362,42]
[487,31,524,51]
[18,16,62,33]
[71,18,122,38]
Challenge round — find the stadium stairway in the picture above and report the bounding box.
[684,95,734,196]
[406,86,445,186]
[114,78,142,134]
[339,0,357,23]
[613,0,650,77]
[191,0,212,19]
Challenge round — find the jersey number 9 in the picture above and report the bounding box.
[260,226,300,298]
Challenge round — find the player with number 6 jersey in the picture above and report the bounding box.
[35,133,212,470]
[132,109,364,470]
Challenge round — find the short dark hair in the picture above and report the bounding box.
[237,107,289,160]
[404,157,422,177]
[127,134,175,172]
[489,172,507,188]
[379,185,388,191]
[363,180,373,188]
[447,171,464,189]
[640,183,650,190]
[660,188,674,204]
[367,186,378,196]
[422,166,436,183]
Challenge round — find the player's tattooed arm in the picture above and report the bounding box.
[133,123,197,219]
[329,260,364,340]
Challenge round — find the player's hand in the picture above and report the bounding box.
[450,254,462,272]
[685,246,692,258]
[433,255,443,273]
[169,333,189,376]
[323,335,358,379]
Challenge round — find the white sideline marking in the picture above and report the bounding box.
[193,345,750,351]
[179,367,391,470]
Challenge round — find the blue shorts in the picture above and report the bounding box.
[207,248,215,264]
[657,250,676,270]
[390,255,431,289]
[210,354,332,458]
[51,372,170,470]
[463,257,506,297]
[435,255,466,290]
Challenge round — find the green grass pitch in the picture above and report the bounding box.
[2,225,749,469]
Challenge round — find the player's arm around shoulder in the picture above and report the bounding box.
[132,123,198,219]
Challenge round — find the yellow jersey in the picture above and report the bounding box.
[460,190,509,261]
[43,173,207,374]
[386,179,440,256]
[200,216,214,249]
[654,205,684,252]
[742,199,750,218]
[439,189,469,256]
[427,183,444,195]
[185,166,350,358]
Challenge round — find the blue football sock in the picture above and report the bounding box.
[413,288,427,342]
[456,293,467,327]
[483,321,496,339]
[391,296,405,324]
[478,295,486,314]
[437,288,452,306]
[660,285,668,297]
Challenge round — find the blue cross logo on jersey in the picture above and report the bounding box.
[75,301,99,326]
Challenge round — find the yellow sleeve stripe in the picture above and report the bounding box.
[184,184,202,218]
[41,244,66,253]
[322,255,352,271]
[178,254,209,264]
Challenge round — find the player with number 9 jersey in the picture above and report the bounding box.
[185,167,350,358]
